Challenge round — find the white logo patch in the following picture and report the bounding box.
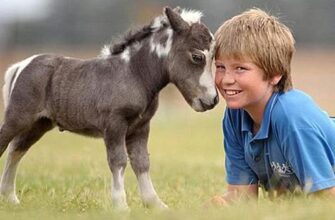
[270,161,294,177]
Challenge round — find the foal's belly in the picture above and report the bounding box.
[68,127,102,137]
[54,117,103,138]
[57,123,103,137]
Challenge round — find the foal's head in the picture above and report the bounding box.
[163,7,218,112]
[103,7,218,112]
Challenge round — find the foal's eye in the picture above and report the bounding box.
[191,53,205,64]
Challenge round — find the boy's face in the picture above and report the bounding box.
[215,55,280,114]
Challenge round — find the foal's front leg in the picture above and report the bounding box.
[104,123,129,210]
[126,123,168,209]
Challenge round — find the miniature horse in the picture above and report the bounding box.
[0,7,218,209]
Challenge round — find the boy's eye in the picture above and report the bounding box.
[215,64,225,70]
[236,66,247,72]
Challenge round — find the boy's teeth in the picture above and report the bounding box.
[226,90,240,95]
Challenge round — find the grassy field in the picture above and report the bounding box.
[0,95,335,220]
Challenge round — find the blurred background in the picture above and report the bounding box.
[0,0,334,115]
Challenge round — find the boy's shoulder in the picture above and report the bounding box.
[271,89,328,127]
[276,89,313,105]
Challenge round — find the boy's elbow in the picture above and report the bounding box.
[309,186,335,198]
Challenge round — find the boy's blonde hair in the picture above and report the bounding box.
[215,8,295,92]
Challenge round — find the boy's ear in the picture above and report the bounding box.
[271,74,283,85]
[164,6,190,34]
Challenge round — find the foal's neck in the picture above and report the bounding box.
[127,40,169,101]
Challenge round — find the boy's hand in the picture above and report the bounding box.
[204,192,236,208]
[205,195,229,207]
[204,184,258,207]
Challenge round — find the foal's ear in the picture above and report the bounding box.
[164,7,189,34]
[173,6,182,14]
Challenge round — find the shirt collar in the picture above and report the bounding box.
[241,92,279,140]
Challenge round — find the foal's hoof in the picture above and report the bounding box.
[155,201,168,209]
[112,201,130,212]
[0,193,20,205]
[9,196,20,205]
[144,198,169,209]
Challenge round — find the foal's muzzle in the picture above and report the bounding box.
[201,94,219,110]
[193,94,219,112]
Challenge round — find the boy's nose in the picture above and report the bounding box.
[221,72,235,85]
[215,70,235,90]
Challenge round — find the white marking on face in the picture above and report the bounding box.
[199,40,217,97]
[150,28,173,58]
[180,9,203,24]
[120,48,130,63]
[3,55,40,108]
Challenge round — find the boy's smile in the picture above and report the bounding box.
[224,89,242,96]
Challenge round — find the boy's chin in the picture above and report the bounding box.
[225,102,243,109]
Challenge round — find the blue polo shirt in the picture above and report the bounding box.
[223,89,335,193]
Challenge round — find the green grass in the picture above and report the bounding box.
[1,101,335,219]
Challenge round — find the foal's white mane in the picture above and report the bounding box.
[99,8,203,58]
[151,8,203,31]
[100,45,111,58]
[180,9,203,24]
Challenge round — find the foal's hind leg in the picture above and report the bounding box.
[0,118,54,204]
[126,123,168,209]
[0,120,24,158]
[0,109,38,158]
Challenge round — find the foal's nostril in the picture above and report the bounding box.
[199,99,209,110]
[199,97,217,110]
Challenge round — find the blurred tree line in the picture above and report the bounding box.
[1,0,335,52]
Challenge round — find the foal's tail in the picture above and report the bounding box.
[2,55,39,110]
[2,64,18,110]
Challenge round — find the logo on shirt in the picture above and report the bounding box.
[270,161,294,177]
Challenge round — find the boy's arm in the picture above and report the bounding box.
[216,109,258,206]
[310,186,335,198]
[210,184,258,206]
[282,128,335,193]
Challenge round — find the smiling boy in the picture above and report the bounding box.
[213,8,335,204]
